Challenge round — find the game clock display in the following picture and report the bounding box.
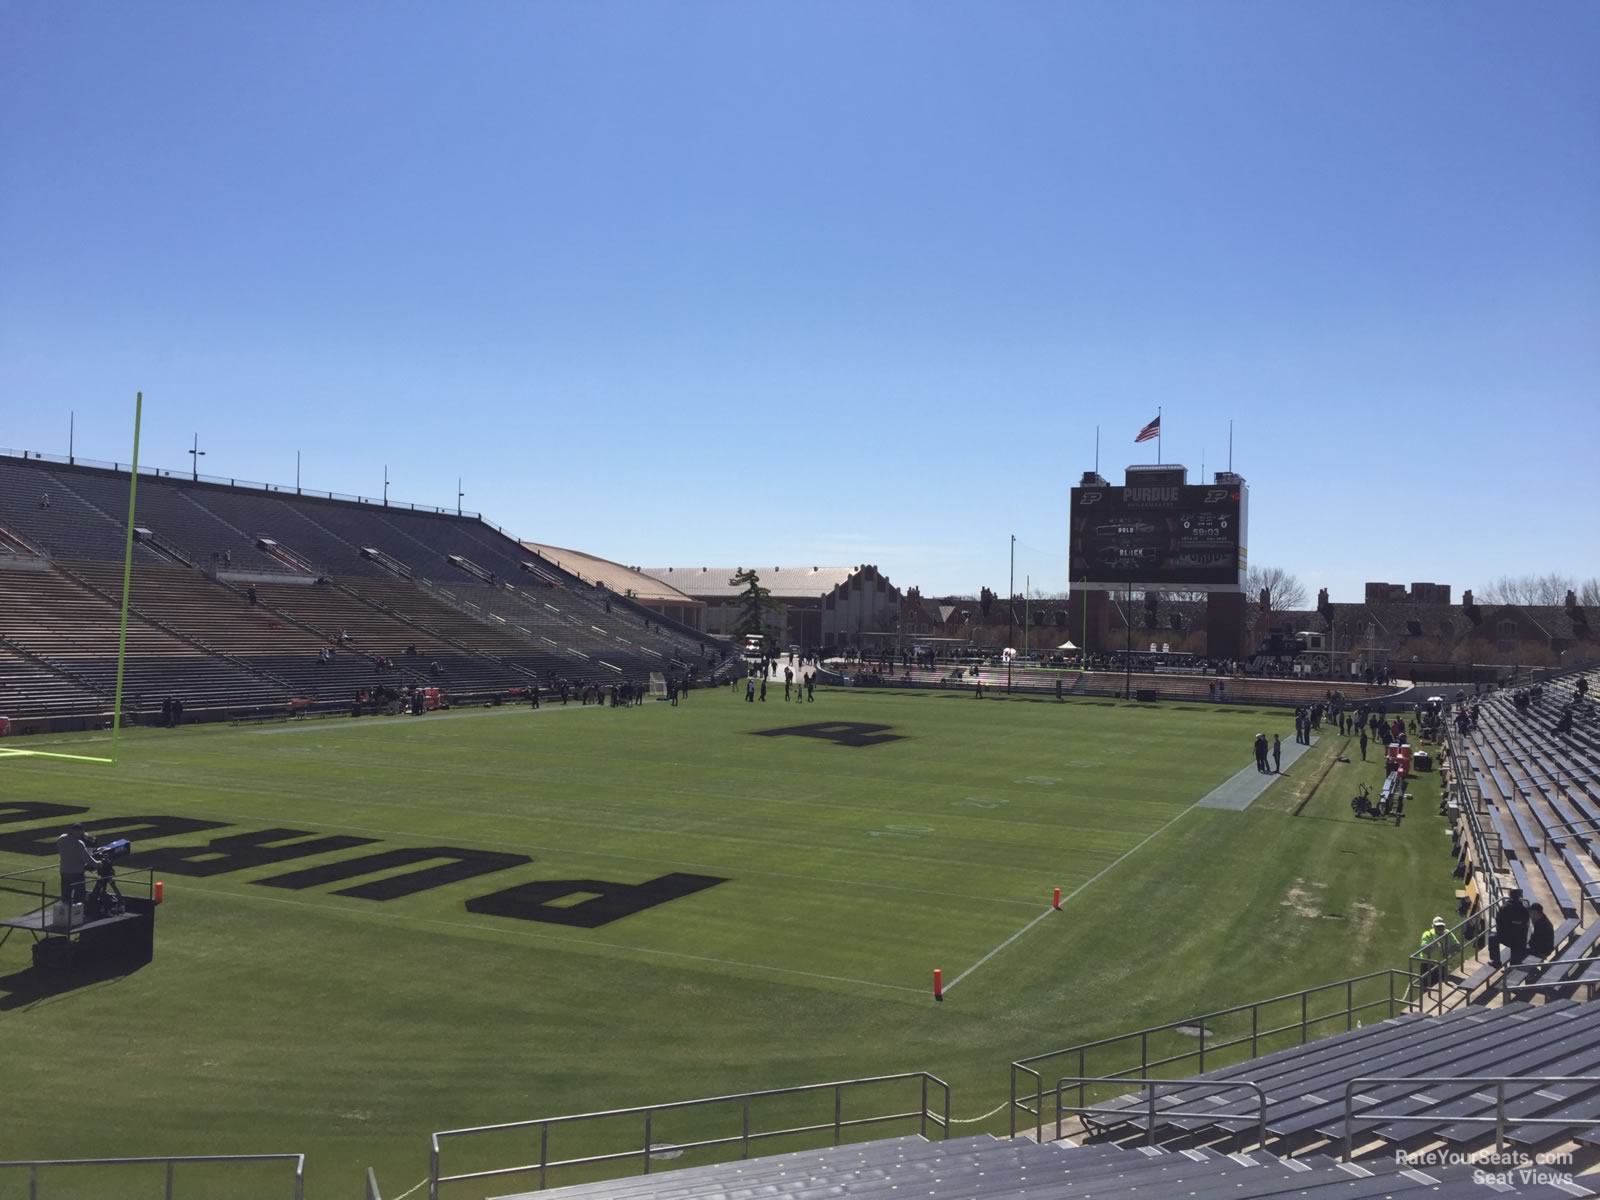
[1069,483,1247,589]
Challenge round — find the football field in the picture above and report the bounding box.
[0,687,1452,1198]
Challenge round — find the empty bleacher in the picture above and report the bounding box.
[0,564,278,713]
[0,452,726,724]
[0,641,105,718]
[1061,999,1600,1166]
[488,1132,1585,1200]
[1456,673,1600,930]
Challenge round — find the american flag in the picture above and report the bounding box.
[1134,415,1161,443]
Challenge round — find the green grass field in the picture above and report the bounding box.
[0,688,1453,1199]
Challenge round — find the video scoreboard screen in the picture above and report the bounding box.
[1069,481,1248,590]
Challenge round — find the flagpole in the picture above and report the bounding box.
[1094,425,1100,475]
[1157,406,1162,465]
[1228,420,1233,472]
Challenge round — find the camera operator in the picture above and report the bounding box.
[56,822,101,909]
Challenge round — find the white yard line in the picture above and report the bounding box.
[942,798,1205,993]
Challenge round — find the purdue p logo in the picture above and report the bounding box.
[753,722,904,749]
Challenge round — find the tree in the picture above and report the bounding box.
[1246,566,1307,612]
[978,586,996,619]
[1584,578,1600,607]
[728,568,773,637]
[1479,573,1585,606]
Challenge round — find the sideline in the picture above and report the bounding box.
[943,794,1212,994]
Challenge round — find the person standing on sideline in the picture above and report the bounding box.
[759,677,767,702]
[1272,734,1282,773]
[1359,728,1369,760]
[1254,733,1269,772]
[745,677,755,703]
[805,674,815,702]
[783,675,791,702]
[1056,677,1064,702]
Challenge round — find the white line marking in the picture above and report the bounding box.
[943,798,1205,993]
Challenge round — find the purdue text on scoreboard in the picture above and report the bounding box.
[1068,483,1248,590]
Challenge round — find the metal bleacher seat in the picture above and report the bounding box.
[490,1132,1585,1199]
[1083,1000,1600,1162]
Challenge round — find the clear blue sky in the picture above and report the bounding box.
[3,2,1595,600]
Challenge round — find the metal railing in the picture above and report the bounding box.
[428,1071,950,1198]
[0,862,156,942]
[1342,1076,1600,1160]
[1009,969,1414,1140]
[1051,1077,1267,1148]
[1408,904,1495,1015]
[1,445,481,518]
[0,1153,304,1199]
[1445,735,1505,881]
[1500,953,1600,998]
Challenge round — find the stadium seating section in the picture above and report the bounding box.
[0,456,725,723]
[497,1131,1591,1199]
[1457,671,1600,941]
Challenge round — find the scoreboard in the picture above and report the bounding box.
[1068,481,1248,590]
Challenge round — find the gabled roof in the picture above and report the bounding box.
[523,543,701,605]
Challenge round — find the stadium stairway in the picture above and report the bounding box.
[487,1132,1591,1199]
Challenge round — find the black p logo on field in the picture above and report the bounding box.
[753,722,904,749]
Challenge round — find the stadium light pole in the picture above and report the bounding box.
[1125,580,1134,700]
[383,465,389,507]
[1007,534,1015,693]
[189,433,205,480]
[457,477,464,517]
[296,450,301,494]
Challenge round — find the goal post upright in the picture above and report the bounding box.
[111,391,143,762]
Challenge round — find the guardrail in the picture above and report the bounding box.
[1408,903,1494,1015]
[1,446,479,519]
[428,1071,950,1198]
[1342,1076,1600,1160]
[0,1153,304,1199]
[1050,1077,1267,1148]
[1009,969,1414,1140]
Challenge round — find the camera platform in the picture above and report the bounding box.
[0,866,158,973]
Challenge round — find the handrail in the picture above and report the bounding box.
[1342,1076,1600,1160]
[1,445,479,519]
[0,1153,304,1200]
[428,1071,949,1198]
[1051,1077,1267,1148]
[1009,968,1413,1140]
[1408,902,1495,1015]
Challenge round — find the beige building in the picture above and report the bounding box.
[642,565,903,649]
[522,543,706,630]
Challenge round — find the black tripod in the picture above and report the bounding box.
[88,859,125,917]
